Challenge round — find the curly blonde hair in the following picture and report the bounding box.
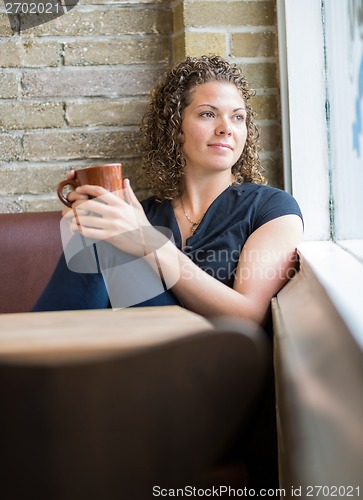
[140,55,266,200]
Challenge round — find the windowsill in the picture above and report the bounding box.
[298,240,363,350]
[272,240,363,491]
[336,240,363,266]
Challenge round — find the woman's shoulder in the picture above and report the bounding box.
[234,181,289,196]
[234,182,300,206]
[232,182,303,228]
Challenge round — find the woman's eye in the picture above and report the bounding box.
[234,114,246,122]
[200,111,214,118]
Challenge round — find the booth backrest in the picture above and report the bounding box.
[0,211,63,314]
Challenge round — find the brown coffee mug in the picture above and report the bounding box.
[57,163,123,207]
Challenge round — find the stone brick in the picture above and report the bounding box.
[0,164,65,194]
[0,40,61,68]
[185,32,226,57]
[0,102,64,130]
[0,196,23,214]
[259,123,281,151]
[63,37,170,66]
[81,0,167,4]
[121,156,152,190]
[24,7,172,36]
[184,1,276,28]
[23,129,142,161]
[261,158,283,188]
[23,195,63,213]
[22,185,154,212]
[240,62,278,89]
[251,94,278,120]
[0,72,19,98]
[232,31,276,58]
[0,14,13,36]
[173,1,184,33]
[66,98,148,127]
[22,67,164,97]
[0,134,20,161]
[0,0,284,213]
[173,33,186,63]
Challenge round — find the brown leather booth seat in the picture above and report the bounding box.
[0,210,276,495]
[0,211,63,314]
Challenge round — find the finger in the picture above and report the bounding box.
[73,197,116,217]
[75,184,108,198]
[69,217,82,235]
[72,197,95,211]
[73,208,90,217]
[67,190,88,204]
[71,215,120,241]
[66,169,75,180]
[77,186,127,210]
[123,178,132,204]
[123,178,141,207]
[69,210,94,236]
[74,214,106,229]
[63,206,78,224]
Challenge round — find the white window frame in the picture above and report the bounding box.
[276,0,363,348]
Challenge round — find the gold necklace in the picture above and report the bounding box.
[180,197,206,235]
[180,181,233,235]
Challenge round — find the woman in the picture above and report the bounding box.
[34,55,303,325]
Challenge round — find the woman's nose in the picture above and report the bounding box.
[215,118,232,135]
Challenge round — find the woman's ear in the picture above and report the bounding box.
[178,130,184,145]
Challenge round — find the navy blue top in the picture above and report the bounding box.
[142,183,303,288]
[32,182,303,312]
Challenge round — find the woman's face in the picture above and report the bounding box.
[180,81,247,176]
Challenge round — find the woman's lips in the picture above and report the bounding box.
[208,143,233,150]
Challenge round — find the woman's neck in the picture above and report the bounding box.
[179,171,235,218]
[171,171,234,246]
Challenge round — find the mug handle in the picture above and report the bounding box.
[57,179,78,207]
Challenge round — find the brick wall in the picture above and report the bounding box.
[174,0,282,188]
[0,0,281,213]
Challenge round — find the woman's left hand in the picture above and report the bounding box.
[66,178,152,257]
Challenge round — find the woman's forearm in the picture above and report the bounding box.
[156,240,267,324]
[155,213,303,325]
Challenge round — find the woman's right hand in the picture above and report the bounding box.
[61,170,89,217]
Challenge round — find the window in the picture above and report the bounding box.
[277,0,363,347]
[324,0,363,257]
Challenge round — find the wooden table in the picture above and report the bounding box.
[0,305,213,362]
[0,305,252,499]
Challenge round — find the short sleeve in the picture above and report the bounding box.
[253,188,303,231]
